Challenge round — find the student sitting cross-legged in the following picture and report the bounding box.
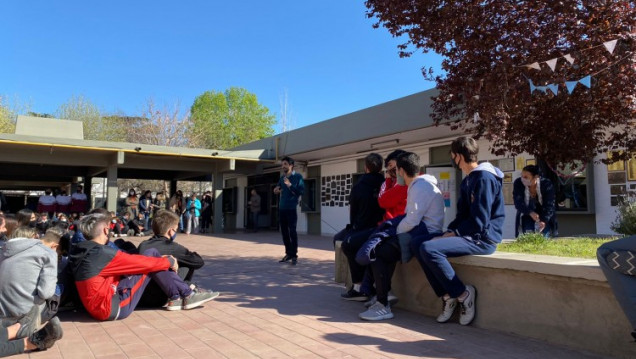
[137,210,211,308]
[0,226,64,354]
[69,213,218,321]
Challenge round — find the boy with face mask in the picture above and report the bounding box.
[137,210,210,308]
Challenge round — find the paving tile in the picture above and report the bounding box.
[36,232,606,359]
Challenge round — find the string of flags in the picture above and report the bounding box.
[520,39,619,72]
[520,38,632,95]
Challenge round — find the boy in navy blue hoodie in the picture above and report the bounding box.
[414,136,505,326]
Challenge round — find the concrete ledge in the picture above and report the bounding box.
[334,241,636,359]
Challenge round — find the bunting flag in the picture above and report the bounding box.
[529,75,594,95]
[519,38,620,69]
[579,75,591,88]
[604,39,618,55]
[565,81,578,94]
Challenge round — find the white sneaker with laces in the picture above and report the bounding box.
[359,302,393,321]
[459,285,477,325]
[436,297,458,323]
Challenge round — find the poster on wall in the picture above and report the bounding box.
[503,173,513,183]
[628,159,636,181]
[498,158,515,172]
[438,171,452,207]
[503,183,514,205]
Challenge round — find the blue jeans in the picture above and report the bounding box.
[597,236,636,330]
[279,209,298,257]
[110,248,192,320]
[413,235,496,298]
[251,211,259,230]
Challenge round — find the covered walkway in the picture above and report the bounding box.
[20,232,603,359]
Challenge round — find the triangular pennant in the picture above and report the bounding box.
[536,86,548,94]
[545,58,558,72]
[528,79,536,93]
[565,81,578,94]
[579,75,591,88]
[563,54,575,64]
[547,84,559,95]
[603,39,618,55]
[526,62,541,70]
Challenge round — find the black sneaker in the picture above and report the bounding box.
[16,305,41,339]
[291,257,298,265]
[279,255,292,263]
[631,330,636,342]
[29,317,63,351]
[341,288,370,302]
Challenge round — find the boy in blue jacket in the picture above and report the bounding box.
[415,136,505,326]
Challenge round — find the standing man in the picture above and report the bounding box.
[414,136,505,326]
[273,156,304,265]
[248,189,261,232]
[70,185,88,214]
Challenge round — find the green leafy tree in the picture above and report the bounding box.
[56,95,126,141]
[190,87,276,149]
[0,97,15,134]
[365,1,636,168]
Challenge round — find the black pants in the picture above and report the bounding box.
[369,239,401,306]
[279,209,298,257]
[339,228,376,284]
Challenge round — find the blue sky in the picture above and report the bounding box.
[0,1,443,131]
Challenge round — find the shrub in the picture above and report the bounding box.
[611,197,636,236]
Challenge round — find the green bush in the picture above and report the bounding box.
[611,198,636,235]
[516,232,548,244]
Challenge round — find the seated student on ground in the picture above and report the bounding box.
[108,212,128,238]
[137,210,206,307]
[15,209,36,228]
[128,212,147,237]
[597,235,636,342]
[0,226,64,353]
[0,305,64,355]
[358,152,445,321]
[336,153,385,300]
[413,136,505,326]
[69,213,218,321]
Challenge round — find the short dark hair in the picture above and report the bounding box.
[365,153,383,174]
[396,152,420,177]
[450,136,479,164]
[79,213,110,241]
[152,210,179,236]
[385,149,406,167]
[281,156,295,166]
[522,165,540,176]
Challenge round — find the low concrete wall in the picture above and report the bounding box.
[334,242,636,359]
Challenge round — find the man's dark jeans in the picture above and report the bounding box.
[279,209,298,257]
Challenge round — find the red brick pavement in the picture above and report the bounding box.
[19,231,606,359]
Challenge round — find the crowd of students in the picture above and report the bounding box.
[0,200,219,356]
[336,136,505,323]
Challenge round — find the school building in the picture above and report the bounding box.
[230,88,633,238]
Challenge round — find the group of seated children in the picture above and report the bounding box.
[0,208,219,355]
[337,136,505,324]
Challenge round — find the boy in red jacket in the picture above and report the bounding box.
[69,214,217,321]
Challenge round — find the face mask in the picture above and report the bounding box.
[130,192,135,196]
[170,231,177,241]
[451,155,460,170]
[521,177,533,187]
[396,173,406,186]
[29,220,37,228]
[111,219,117,224]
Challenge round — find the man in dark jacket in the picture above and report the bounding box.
[273,156,304,265]
[414,136,505,326]
[338,153,385,300]
[137,210,206,307]
[69,213,218,320]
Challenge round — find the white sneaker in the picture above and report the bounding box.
[436,297,458,323]
[459,285,477,325]
[359,302,394,321]
[387,291,399,305]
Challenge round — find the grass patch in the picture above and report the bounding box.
[497,233,617,259]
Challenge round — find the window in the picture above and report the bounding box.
[540,160,592,212]
[301,178,319,213]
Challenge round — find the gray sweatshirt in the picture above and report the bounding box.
[397,174,445,235]
[0,237,57,319]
